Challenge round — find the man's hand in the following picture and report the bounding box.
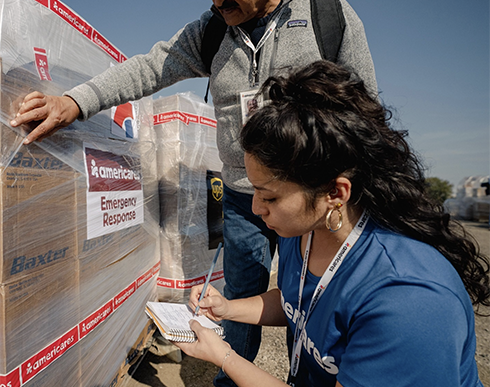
[10,92,80,144]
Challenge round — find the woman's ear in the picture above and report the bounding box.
[328,177,352,204]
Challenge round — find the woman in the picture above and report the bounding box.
[176,60,490,386]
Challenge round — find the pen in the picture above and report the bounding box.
[195,242,223,316]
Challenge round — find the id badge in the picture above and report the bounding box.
[240,89,263,125]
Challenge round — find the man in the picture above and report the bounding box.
[11,1,377,386]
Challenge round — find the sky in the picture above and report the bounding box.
[58,0,489,192]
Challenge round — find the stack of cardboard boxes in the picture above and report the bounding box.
[0,1,160,386]
[154,93,224,303]
[0,0,225,385]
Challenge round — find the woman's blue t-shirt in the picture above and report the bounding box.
[277,219,482,387]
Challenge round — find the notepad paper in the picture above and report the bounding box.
[146,301,225,343]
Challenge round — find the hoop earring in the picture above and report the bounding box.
[326,203,343,233]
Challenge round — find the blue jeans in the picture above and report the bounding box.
[214,185,277,387]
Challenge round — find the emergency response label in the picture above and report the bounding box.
[83,145,144,239]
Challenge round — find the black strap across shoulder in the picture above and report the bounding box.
[201,12,228,75]
[311,0,345,62]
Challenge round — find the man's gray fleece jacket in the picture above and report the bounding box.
[66,0,377,195]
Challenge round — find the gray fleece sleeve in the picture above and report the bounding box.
[64,12,213,121]
[338,0,378,97]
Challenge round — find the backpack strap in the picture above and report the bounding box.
[201,14,228,75]
[311,0,346,62]
[201,12,228,102]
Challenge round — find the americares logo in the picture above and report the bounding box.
[85,148,142,193]
[89,158,141,183]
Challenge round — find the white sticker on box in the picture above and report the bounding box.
[83,145,144,239]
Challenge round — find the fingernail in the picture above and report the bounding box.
[10,120,17,126]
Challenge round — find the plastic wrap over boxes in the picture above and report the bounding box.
[154,93,225,302]
[0,1,159,386]
[444,175,490,222]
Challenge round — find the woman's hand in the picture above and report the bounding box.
[175,320,231,367]
[189,283,230,321]
[177,320,292,387]
[10,92,80,144]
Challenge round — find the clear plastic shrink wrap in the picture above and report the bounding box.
[444,175,490,222]
[0,1,160,386]
[154,93,224,302]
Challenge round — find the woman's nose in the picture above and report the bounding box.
[252,195,266,216]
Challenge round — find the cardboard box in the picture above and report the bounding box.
[79,272,158,387]
[0,261,79,375]
[79,234,160,318]
[0,148,77,284]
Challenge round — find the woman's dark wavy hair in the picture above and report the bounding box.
[240,60,490,311]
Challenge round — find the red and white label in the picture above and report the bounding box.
[114,283,136,310]
[33,47,52,81]
[0,368,21,387]
[79,300,114,339]
[21,327,79,384]
[158,269,224,289]
[84,145,144,239]
[157,277,176,289]
[36,0,126,63]
[153,111,217,128]
[137,262,161,289]
[50,1,92,40]
[91,31,120,62]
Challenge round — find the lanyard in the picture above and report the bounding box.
[237,7,285,87]
[289,211,369,382]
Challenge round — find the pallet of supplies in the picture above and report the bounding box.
[154,92,224,302]
[0,1,160,386]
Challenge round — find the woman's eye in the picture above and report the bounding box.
[263,197,276,203]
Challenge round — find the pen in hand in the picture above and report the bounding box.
[195,242,223,316]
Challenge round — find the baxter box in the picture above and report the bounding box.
[154,93,225,302]
[75,133,160,321]
[80,275,157,387]
[0,146,78,284]
[0,261,79,375]
[79,233,160,319]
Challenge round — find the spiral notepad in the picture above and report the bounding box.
[146,301,225,343]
